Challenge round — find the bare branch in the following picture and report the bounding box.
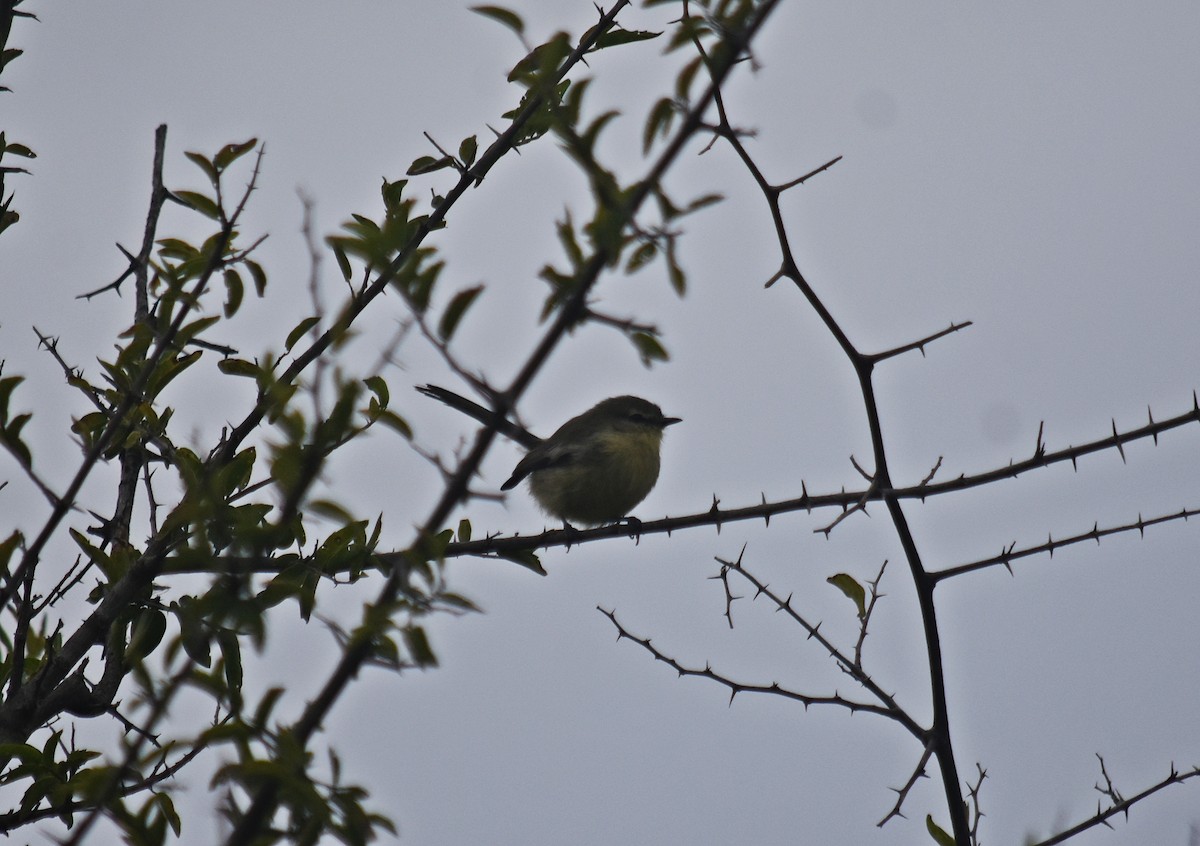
[598,605,898,720]
[868,320,974,363]
[877,741,933,827]
[933,506,1200,582]
[1032,759,1200,846]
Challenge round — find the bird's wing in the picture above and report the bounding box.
[500,442,578,490]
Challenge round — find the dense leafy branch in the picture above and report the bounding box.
[224,2,786,842]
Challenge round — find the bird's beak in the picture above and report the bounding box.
[661,415,682,427]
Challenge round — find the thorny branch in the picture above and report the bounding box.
[877,741,933,827]
[1032,759,1200,846]
[599,606,898,720]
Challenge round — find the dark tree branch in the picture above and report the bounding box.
[599,606,899,720]
[933,506,1200,582]
[1032,759,1200,846]
[877,741,933,827]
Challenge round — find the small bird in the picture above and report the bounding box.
[417,386,680,526]
[501,395,681,526]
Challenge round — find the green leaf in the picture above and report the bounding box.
[665,243,687,296]
[219,446,257,494]
[223,268,244,317]
[217,629,243,695]
[310,501,358,525]
[1,142,35,159]
[217,358,259,378]
[826,573,867,620]
[676,55,703,101]
[402,625,438,668]
[246,259,268,296]
[175,601,212,667]
[214,138,258,170]
[257,568,303,609]
[0,742,46,768]
[926,815,955,846]
[298,570,319,622]
[643,97,676,154]
[630,331,669,367]
[0,375,23,421]
[254,687,286,727]
[176,315,221,347]
[498,548,547,576]
[286,316,320,352]
[69,528,115,579]
[175,190,221,220]
[625,241,657,274]
[331,242,353,281]
[0,532,22,573]
[458,135,478,168]
[439,592,482,613]
[471,5,524,36]
[71,411,108,447]
[555,211,584,268]
[376,410,413,440]
[457,518,472,543]
[361,376,388,409]
[407,155,455,176]
[592,28,662,50]
[437,285,483,341]
[155,792,182,836]
[507,32,572,83]
[125,609,168,662]
[184,151,218,184]
[686,192,724,214]
[156,237,199,261]
[381,178,409,215]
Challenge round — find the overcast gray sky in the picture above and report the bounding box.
[4,2,1200,844]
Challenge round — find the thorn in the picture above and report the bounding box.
[761,492,770,527]
[116,242,139,263]
[1112,419,1126,463]
[1148,405,1158,445]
